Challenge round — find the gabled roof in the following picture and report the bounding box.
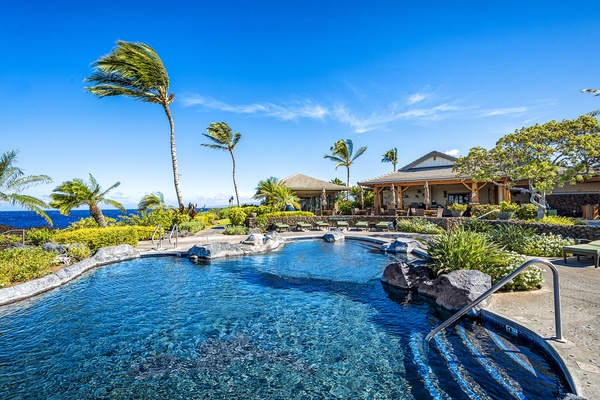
[399,150,457,171]
[358,151,468,186]
[281,173,350,191]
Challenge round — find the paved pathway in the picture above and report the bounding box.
[138,228,600,399]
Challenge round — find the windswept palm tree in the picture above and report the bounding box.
[138,192,166,213]
[253,177,300,211]
[0,150,53,224]
[323,139,367,199]
[85,41,184,209]
[201,122,242,207]
[581,88,600,116]
[381,148,398,171]
[49,174,125,228]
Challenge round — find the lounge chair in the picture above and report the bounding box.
[274,222,290,232]
[563,240,600,268]
[315,221,330,230]
[296,222,312,231]
[336,220,349,230]
[355,221,369,231]
[375,221,391,231]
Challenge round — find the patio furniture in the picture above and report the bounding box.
[563,240,600,268]
[274,222,290,232]
[375,221,391,231]
[355,221,369,231]
[315,221,330,230]
[296,222,312,231]
[336,221,349,230]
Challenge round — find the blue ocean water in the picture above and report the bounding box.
[0,209,139,229]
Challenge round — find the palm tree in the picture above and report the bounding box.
[85,41,184,209]
[382,148,398,171]
[323,139,367,199]
[0,150,53,224]
[49,174,125,228]
[330,178,345,186]
[581,88,600,116]
[138,192,166,213]
[253,177,301,211]
[201,122,242,207]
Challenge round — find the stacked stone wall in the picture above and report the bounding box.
[546,193,600,218]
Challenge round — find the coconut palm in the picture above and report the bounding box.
[201,122,242,207]
[382,148,398,171]
[330,178,345,186]
[85,41,184,209]
[581,88,600,116]
[49,174,125,228]
[138,192,166,213]
[253,177,300,211]
[0,150,53,224]
[323,139,367,199]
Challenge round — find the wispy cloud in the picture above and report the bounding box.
[444,149,460,157]
[181,92,468,133]
[482,107,527,117]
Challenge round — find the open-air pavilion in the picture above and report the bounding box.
[281,173,350,214]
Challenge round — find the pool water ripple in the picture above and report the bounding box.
[0,240,568,399]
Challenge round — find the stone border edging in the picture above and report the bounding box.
[0,244,140,306]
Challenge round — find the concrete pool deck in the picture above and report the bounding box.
[138,228,600,399]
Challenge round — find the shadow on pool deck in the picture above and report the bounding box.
[138,228,600,399]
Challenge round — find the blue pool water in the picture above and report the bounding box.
[0,241,569,399]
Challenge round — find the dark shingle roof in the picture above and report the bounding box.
[281,174,350,191]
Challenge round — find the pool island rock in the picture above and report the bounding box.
[188,231,285,260]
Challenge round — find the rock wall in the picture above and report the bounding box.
[546,194,600,218]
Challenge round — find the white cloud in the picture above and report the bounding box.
[444,149,460,157]
[407,92,428,105]
[483,107,527,117]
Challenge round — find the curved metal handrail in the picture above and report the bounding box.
[1,229,26,245]
[151,225,163,249]
[426,258,563,343]
[169,224,179,249]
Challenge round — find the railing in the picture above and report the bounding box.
[151,225,163,249]
[475,209,500,220]
[425,258,563,343]
[169,224,179,249]
[1,229,26,245]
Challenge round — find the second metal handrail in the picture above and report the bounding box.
[1,229,26,245]
[426,258,563,343]
[169,224,179,249]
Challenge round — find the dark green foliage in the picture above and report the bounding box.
[337,200,357,215]
[514,204,537,220]
[470,204,498,219]
[460,219,493,234]
[179,221,205,233]
[52,227,138,251]
[265,211,314,218]
[224,225,248,235]
[67,243,92,262]
[490,224,536,253]
[66,217,117,230]
[0,234,22,250]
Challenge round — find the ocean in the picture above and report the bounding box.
[0,209,140,230]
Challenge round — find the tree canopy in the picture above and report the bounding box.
[253,177,300,211]
[381,148,398,171]
[0,150,52,224]
[323,139,367,199]
[453,115,600,219]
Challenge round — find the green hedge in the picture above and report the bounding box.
[52,226,138,251]
[0,247,57,288]
[265,211,313,218]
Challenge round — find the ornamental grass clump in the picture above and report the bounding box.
[395,218,444,234]
[426,227,543,290]
[0,247,57,288]
[489,224,536,254]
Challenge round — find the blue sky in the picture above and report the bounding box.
[2,1,600,210]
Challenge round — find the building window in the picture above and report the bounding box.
[447,193,470,204]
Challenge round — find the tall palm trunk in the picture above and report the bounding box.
[230,150,240,207]
[89,203,106,228]
[346,166,351,200]
[162,103,184,209]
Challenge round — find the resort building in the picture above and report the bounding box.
[280,173,350,213]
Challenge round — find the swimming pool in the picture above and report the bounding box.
[0,240,570,399]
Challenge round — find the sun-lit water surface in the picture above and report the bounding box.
[0,240,568,399]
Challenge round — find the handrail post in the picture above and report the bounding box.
[426,258,563,343]
[169,224,179,249]
[151,225,163,250]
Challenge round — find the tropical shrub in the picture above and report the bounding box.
[470,204,498,219]
[395,218,443,234]
[499,201,520,213]
[67,243,92,262]
[447,203,468,212]
[52,227,138,251]
[514,204,537,221]
[265,211,313,218]
[241,205,274,216]
[0,247,56,288]
[0,234,22,250]
[520,233,575,257]
[224,225,248,235]
[66,216,117,230]
[337,200,357,215]
[427,228,504,276]
[216,208,230,219]
[179,221,205,234]
[537,215,576,225]
[489,224,536,253]
[25,227,55,245]
[427,228,543,290]
[118,208,175,229]
[228,207,248,226]
[135,226,159,241]
[460,218,493,234]
[254,215,269,232]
